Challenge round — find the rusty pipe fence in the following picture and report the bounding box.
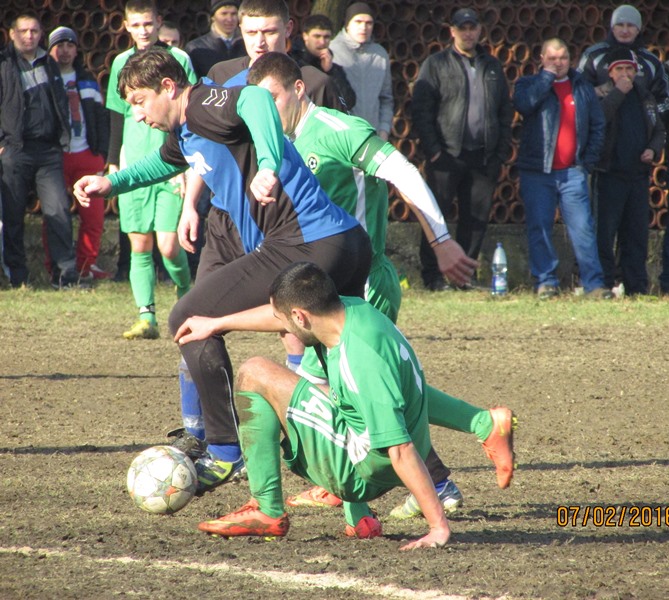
[6,0,668,229]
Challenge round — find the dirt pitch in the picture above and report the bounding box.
[1,284,668,600]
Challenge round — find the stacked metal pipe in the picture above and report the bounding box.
[6,0,668,228]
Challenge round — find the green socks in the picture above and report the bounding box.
[426,385,493,442]
[129,251,156,324]
[162,247,191,298]
[237,392,285,518]
[344,501,375,528]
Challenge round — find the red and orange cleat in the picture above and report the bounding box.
[285,485,343,508]
[198,498,289,538]
[481,406,517,489]
[344,515,382,539]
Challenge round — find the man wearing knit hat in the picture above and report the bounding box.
[185,0,245,78]
[578,4,669,294]
[330,2,393,140]
[47,26,111,281]
[594,47,665,295]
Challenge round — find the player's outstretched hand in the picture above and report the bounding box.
[177,205,199,254]
[434,239,478,287]
[250,168,278,205]
[73,175,112,207]
[399,526,450,551]
[174,316,222,345]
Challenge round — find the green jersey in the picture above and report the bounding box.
[294,104,396,262]
[106,46,196,165]
[318,297,430,489]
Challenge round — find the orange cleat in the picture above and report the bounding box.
[285,486,343,508]
[198,498,289,538]
[481,407,517,489]
[344,515,383,539]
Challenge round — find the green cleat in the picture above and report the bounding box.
[122,320,160,340]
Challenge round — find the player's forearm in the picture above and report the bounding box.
[375,150,450,243]
[183,171,205,212]
[388,442,450,531]
[107,149,185,196]
[216,304,286,334]
[238,86,284,172]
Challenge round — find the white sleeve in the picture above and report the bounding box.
[375,150,450,242]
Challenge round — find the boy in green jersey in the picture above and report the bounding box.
[106,0,196,339]
[248,53,490,516]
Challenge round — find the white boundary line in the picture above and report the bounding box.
[0,545,511,600]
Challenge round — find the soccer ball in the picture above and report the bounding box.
[127,445,198,514]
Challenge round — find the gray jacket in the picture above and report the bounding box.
[329,29,393,133]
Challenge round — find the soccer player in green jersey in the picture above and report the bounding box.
[193,262,512,548]
[246,52,486,517]
[106,0,196,339]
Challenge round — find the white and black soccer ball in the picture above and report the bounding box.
[127,445,198,515]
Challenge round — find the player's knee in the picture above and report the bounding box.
[167,300,188,335]
[237,357,274,393]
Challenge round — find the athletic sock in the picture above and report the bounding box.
[162,247,191,298]
[426,385,493,441]
[129,251,156,324]
[344,501,375,527]
[207,443,242,463]
[178,358,204,439]
[285,354,303,372]
[237,392,285,518]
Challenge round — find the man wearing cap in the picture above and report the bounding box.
[514,38,610,299]
[329,2,392,139]
[185,1,245,78]
[411,8,513,291]
[48,26,111,281]
[0,12,80,288]
[594,48,664,296]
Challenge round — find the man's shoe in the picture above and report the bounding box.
[198,498,289,538]
[167,427,208,460]
[194,454,246,495]
[51,269,91,290]
[425,278,453,292]
[122,320,160,340]
[86,264,113,280]
[481,407,517,489]
[113,268,129,282]
[389,478,464,519]
[586,287,614,300]
[285,485,343,508]
[344,515,382,539]
[537,284,558,299]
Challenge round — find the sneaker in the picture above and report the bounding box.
[122,320,160,340]
[481,407,517,489]
[198,498,289,538]
[389,478,464,519]
[194,454,246,495]
[537,284,559,299]
[285,486,343,508]
[424,278,453,292]
[167,427,208,460]
[87,264,113,280]
[586,287,614,300]
[344,515,382,539]
[51,269,91,290]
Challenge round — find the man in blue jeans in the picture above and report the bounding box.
[514,38,612,299]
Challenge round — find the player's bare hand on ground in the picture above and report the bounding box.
[399,527,451,551]
[178,205,200,254]
[175,316,221,345]
[73,175,111,207]
[250,168,278,205]
[434,239,478,287]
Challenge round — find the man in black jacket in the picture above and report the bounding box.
[185,0,246,78]
[411,8,513,291]
[48,26,111,280]
[0,12,80,288]
[289,14,356,110]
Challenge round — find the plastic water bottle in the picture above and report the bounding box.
[491,242,508,296]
